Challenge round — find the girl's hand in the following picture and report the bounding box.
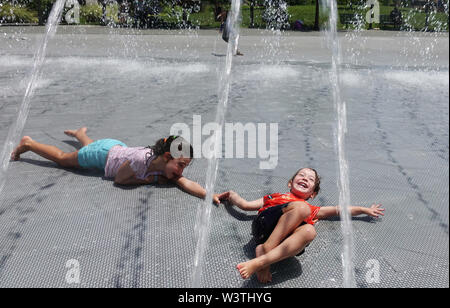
[213,191,231,205]
[216,191,241,204]
[365,204,385,218]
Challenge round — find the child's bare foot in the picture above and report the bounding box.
[255,244,272,283]
[64,127,87,138]
[11,136,32,161]
[236,258,263,280]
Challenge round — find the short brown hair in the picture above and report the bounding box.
[288,168,321,198]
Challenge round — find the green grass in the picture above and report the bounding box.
[0,3,38,24]
[186,4,448,31]
[187,4,328,29]
[79,4,103,25]
[337,5,449,31]
[182,4,326,29]
[288,5,330,29]
[187,5,220,29]
[78,3,121,25]
[399,9,449,31]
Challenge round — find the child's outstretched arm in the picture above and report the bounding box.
[173,176,226,205]
[220,190,264,211]
[316,204,385,220]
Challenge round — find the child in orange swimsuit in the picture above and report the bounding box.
[219,167,384,283]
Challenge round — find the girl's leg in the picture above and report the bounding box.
[263,201,311,252]
[64,127,94,147]
[237,224,317,282]
[12,136,80,168]
[247,202,311,283]
[254,244,272,283]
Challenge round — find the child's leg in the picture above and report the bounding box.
[250,202,311,283]
[254,244,272,283]
[237,224,317,281]
[12,136,80,168]
[262,201,311,252]
[64,127,94,147]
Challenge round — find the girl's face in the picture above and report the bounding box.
[165,156,191,179]
[289,168,317,200]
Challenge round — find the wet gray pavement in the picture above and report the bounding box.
[0,26,448,288]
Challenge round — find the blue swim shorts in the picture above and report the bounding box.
[77,139,127,170]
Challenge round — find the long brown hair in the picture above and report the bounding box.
[147,136,194,166]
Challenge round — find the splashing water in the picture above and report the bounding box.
[0,0,66,196]
[261,0,289,65]
[191,0,243,288]
[323,0,356,288]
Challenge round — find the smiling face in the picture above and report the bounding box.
[164,155,191,179]
[288,168,319,200]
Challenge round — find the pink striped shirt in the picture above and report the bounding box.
[104,146,163,180]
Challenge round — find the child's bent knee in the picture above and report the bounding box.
[302,224,317,242]
[296,224,317,243]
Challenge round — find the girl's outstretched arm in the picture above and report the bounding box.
[173,176,225,205]
[316,204,385,220]
[221,190,264,211]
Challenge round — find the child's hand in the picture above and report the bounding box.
[365,204,385,218]
[214,190,239,204]
[213,192,231,205]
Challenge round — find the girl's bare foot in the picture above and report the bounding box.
[255,244,272,283]
[236,258,264,280]
[11,136,33,161]
[64,127,87,138]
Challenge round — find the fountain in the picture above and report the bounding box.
[0,0,448,288]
